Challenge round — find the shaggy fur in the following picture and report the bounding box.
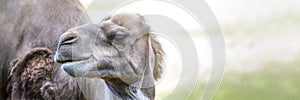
[7,48,87,100]
[7,48,57,99]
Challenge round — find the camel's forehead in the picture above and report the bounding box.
[76,24,98,30]
[112,13,139,21]
[108,13,142,25]
[69,24,99,34]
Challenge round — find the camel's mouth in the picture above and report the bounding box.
[60,57,117,78]
[60,57,92,66]
[55,57,90,64]
[60,57,97,77]
[54,51,91,64]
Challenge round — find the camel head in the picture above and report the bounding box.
[54,13,164,87]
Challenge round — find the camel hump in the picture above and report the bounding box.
[7,48,58,99]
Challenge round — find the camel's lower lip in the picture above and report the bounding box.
[61,57,98,77]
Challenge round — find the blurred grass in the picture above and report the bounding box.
[214,59,300,100]
[158,56,300,100]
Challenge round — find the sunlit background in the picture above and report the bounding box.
[80,0,300,99]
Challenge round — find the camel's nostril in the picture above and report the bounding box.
[60,34,78,45]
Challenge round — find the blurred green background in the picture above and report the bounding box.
[81,0,300,99]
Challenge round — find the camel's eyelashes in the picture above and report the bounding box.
[107,31,128,41]
[115,31,128,40]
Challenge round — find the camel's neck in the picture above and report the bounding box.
[105,79,146,100]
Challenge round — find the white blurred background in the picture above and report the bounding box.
[79,0,300,99]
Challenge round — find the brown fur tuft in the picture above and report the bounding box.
[7,48,58,99]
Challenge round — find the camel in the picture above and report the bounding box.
[1,0,164,99]
[0,0,90,99]
[54,13,164,100]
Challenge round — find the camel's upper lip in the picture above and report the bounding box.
[56,58,90,64]
[54,54,91,64]
[61,57,92,65]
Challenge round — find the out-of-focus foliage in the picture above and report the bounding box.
[214,57,300,100]
[158,56,300,100]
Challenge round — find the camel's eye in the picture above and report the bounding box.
[115,31,128,40]
[107,31,127,41]
[107,31,116,40]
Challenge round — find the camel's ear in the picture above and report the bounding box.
[150,35,164,81]
[7,48,58,99]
